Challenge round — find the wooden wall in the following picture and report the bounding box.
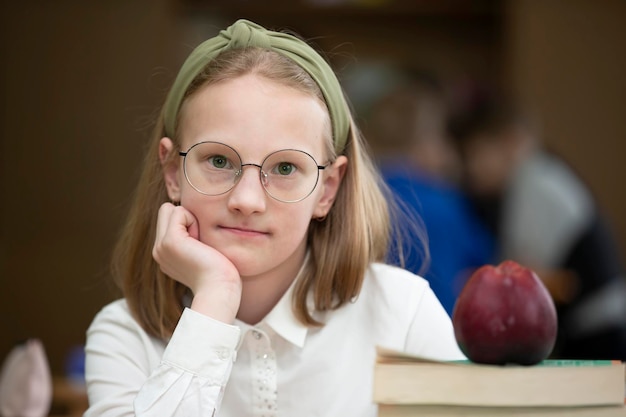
[503,0,626,257]
[0,0,183,374]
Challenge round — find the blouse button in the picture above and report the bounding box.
[252,330,262,340]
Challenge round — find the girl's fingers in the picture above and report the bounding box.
[153,202,188,267]
[168,205,200,241]
[154,202,175,246]
[153,203,206,284]
[155,203,196,248]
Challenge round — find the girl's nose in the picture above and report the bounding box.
[226,165,267,215]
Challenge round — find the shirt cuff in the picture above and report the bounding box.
[162,308,241,380]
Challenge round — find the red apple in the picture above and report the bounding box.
[452,260,558,365]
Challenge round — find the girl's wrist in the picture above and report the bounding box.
[191,283,241,324]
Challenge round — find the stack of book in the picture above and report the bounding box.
[374,347,626,416]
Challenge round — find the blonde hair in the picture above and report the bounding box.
[113,47,397,337]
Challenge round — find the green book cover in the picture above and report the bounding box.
[449,359,616,367]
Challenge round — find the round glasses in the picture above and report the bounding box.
[179,141,330,203]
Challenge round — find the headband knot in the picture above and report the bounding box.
[225,20,271,49]
[162,19,349,153]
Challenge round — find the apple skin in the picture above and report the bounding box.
[452,260,558,365]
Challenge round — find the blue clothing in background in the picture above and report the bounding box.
[381,162,496,316]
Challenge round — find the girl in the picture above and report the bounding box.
[84,19,464,417]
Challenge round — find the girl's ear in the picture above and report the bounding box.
[313,155,348,219]
[159,137,182,202]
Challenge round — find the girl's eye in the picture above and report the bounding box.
[275,162,296,176]
[209,155,230,169]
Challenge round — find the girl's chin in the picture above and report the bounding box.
[207,240,306,279]
[218,250,266,277]
[222,250,296,280]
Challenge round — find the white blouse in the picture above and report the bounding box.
[84,263,464,417]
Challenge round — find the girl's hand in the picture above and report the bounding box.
[153,202,242,324]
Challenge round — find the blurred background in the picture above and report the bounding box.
[1,0,625,398]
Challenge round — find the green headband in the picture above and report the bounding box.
[162,19,350,153]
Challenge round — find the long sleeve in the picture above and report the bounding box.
[405,284,466,361]
[84,301,240,417]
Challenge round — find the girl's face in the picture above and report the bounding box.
[161,74,346,280]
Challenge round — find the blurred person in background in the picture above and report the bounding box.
[366,73,496,316]
[447,87,626,360]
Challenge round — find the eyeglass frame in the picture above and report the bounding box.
[178,141,331,203]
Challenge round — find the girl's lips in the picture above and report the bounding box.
[219,225,269,237]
